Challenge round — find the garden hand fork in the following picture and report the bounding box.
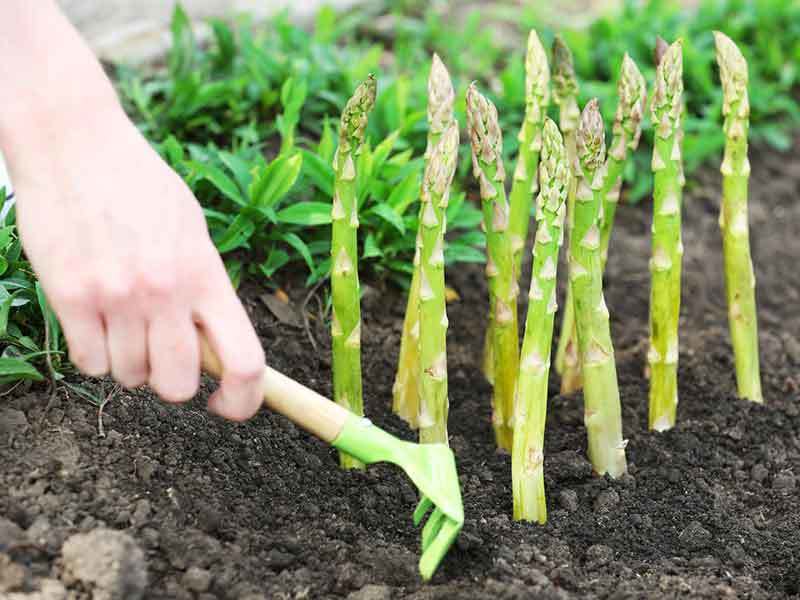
[200,338,464,580]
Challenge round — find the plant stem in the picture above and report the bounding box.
[331,75,376,469]
[512,119,569,522]
[484,30,550,385]
[418,122,459,444]
[393,55,456,428]
[572,99,627,477]
[714,32,762,403]
[550,35,582,394]
[648,41,684,431]
[600,54,647,271]
[467,84,519,452]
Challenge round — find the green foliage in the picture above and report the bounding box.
[0,189,57,386]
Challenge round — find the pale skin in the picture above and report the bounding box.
[0,1,266,420]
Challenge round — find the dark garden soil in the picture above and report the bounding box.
[2,138,800,599]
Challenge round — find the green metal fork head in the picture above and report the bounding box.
[331,416,464,580]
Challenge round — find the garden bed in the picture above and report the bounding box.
[1,136,799,599]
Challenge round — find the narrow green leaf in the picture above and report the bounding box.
[300,150,335,196]
[275,202,332,226]
[369,203,406,234]
[215,214,256,252]
[0,357,43,382]
[249,153,303,208]
[281,232,315,271]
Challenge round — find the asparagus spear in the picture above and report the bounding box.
[393,55,456,427]
[467,83,519,451]
[551,35,583,394]
[510,31,552,282]
[714,32,763,403]
[600,54,647,270]
[512,119,569,522]
[331,75,377,469]
[418,122,460,444]
[648,40,684,431]
[483,31,551,385]
[572,99,627,477]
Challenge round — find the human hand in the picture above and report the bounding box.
[7,105,265,420]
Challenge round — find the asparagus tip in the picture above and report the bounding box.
[429,55,456,133]
[340,74,377,146]
[466,83,503,175]
[615,54,647,152]
[525,30,551,103]
[577,99,606,171]
[539,118,569,215]
[552,34,578,103]
[654,36,670,66]
[651,40,683,132]
[713,32,748,109]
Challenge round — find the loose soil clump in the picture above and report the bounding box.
[1,140,799,598]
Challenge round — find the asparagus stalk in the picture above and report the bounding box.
[512,119,569,522]
[600,54,647,270]
[551,35,583,394]
[467,84,519,452]
[510,31,552,284]
[572,99,627,477]
[483,30,551,384]
[393,55,456,427]
[714,32,763,403]
[418,122,460,444]
[331,75,377,469]
[648,40,684,431]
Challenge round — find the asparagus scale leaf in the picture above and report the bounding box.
[467,83,519,452]
[393,55,456,428]
[418,122,459,444]
[572,99,627,477]
[331,75,376,468]
[512,118,569,522]
[648,40,684,431]
[714,31,763,403]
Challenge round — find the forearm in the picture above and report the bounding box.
[0,1,123,156]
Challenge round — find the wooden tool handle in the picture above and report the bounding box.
[199,335,349,443]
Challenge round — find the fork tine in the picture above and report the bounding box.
[413,496,434,526]
[419,517,461,580]
[421,507,445,551]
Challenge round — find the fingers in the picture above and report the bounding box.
[105,310,148,388]
[195,269,264,422]
[146,309,200,403]
[56,302,110,377]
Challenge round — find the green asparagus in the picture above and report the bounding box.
[483,31,550,385]
[467,83,519,452]
[572,99,627,477]
[418,122,460,444]
[331,75,377,469]
[551,35,583,394]
[393,55,456,428]
[600,54,647,270]
[648,40,684,431]
[714,31,763,403]
[512,118,569,522]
